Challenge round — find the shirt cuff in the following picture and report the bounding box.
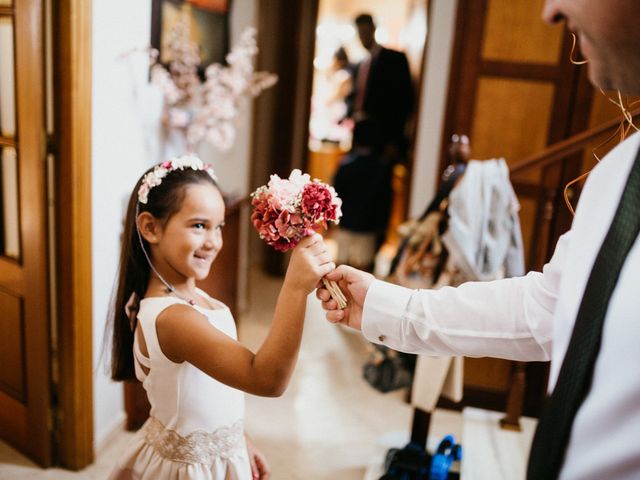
[362,279,413,346]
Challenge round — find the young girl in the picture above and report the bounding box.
[109,155,334,479]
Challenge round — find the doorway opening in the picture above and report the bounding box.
[307,0,429,271]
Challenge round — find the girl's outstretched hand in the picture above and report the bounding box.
[284,233,335,295]
[245,434,271,480]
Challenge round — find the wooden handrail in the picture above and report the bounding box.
[511,107,640,176]
[0,136,16,148]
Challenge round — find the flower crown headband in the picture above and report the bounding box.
[137,154,218,204]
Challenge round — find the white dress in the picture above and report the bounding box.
[110,293,252,480]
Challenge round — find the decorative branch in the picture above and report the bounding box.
[150,12,277,152]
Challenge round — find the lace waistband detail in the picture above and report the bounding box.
[142,416,245,465]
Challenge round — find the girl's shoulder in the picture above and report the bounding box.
[139,294,235,338]
[134,298,198,366]
[138,296,186,319]
[152,296,237,364]
[137,300,214,365]
[138,291,227,315]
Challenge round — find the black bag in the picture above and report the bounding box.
[363,345,416,393]
[379,440,461,480]
[379,442,430,480]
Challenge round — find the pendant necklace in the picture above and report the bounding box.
[136,219,197,306]
[162,284,196,306]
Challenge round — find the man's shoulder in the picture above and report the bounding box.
[377,48,409,73]
[592,132,640,177]
[380,46,408,60]
[577,132,640,210]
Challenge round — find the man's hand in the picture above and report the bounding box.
[317,265,375,330]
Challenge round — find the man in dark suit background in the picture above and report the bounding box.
[349,13,413,160]
[335,13,414,270]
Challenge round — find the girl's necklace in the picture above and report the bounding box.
[163,284,197,306]
[136,216,197,306]
[152,268,197,306]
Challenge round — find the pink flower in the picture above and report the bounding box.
[266,174,301,210]
[301,182,339,228]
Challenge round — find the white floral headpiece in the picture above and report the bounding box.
[137,154,218,204]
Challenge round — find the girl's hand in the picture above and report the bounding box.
[245,434,271,480]
[284,233,335,295]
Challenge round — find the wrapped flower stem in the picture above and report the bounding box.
[322,278,347,309]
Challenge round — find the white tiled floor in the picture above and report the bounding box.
[0,429,133,479]
[0,267,462,479]
[240,270,462,479]
[461,407,535,480]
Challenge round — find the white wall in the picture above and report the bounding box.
[409,0,458,217]
[91,0,256,447]
[198,0,256,199]
[91,0,153,447]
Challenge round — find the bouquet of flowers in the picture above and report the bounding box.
[251,169,347,308]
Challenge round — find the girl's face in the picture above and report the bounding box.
[153,182,225,283]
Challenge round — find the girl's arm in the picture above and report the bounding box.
[155,234,334,397]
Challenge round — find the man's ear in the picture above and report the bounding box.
[137,211,161,244]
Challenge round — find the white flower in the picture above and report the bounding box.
[205,123,235,152]
[288,169,311,188]
[168,107,191,128]
[137,155,217,204]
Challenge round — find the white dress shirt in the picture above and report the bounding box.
[362,132,640,479]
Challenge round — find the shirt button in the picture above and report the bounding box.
[378,335,386,342]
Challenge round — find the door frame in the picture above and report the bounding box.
[250,0,319,273]
[52,0,94,469]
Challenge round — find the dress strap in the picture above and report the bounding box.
[133,328,150,382]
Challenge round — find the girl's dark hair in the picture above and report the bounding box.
[109,166,219,381]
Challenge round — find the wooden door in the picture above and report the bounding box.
[0,0,52,466]
[440,0,598,415]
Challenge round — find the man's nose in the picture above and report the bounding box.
[541,0,564,25]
